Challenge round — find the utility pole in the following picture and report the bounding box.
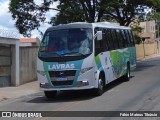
[156,20,160,53]
[142,38,145,58]
[158,21,160,53]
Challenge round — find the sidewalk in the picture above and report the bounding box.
[136,53,160,62]
[0,53,160,102]
[0,81,39,102]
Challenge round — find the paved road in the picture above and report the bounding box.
[1,57,160,120]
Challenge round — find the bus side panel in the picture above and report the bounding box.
[110,48,130,79]
[95,47,136,85]
[109,46,136,80]
[95,52,115,84]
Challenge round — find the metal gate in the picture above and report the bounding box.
[0,45,11,87]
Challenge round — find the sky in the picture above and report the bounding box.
[0,0,59,38]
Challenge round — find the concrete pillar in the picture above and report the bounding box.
[11,41,20,86]
[15,41,20,86]
[158,40,160,53]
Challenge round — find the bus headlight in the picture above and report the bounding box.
[37,70,46,76]
[80,67,93,75]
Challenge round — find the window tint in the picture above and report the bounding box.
[95,27,101,49]
[95,27,115,53]
[116,29,124,48]
[124,30,131,46]
[95,27,134,55]
[95,27,106,54]
[111,29,119,49]
[128,30,135,45]
[121,30,128,47]
[106,29,114,50]
[120,30,127,47]
[101,28,109,50]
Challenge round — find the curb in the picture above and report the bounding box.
[136,54,160,62]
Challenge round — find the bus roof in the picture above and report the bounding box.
[46,22,130,32]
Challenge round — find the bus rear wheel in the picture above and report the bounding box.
[44,91,57,99]
[123,63,130,81]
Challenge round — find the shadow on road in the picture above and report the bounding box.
[27,77,134,104]
[27,90,96,103]
[136,57,160,72]
[136,62,155,72]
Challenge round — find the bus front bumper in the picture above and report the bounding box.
[39,81,96,91]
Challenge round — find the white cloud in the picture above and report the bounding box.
[0,0,17,31]
[0,0,59,38]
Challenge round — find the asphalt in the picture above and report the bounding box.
[0,81,39,102]
[0,53,160,102]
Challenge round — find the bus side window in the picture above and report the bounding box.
[128,30,135,45]
[120,30,126,48]
[121,30,127,47]
[116,29,123,48]
[95,27,103,54]
[39,33,49,52]
[125,30,131,46]
[99,28,105,51]
[107,29,114,50]
[95,28,100,47]
[102,28,110,51]
[111,29,119,49]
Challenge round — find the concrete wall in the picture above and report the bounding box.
[136,42,158,59]
[0,45,11,87]
[19,46,39,85]
[0,37,20,87]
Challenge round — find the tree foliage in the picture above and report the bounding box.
[130,19,144,44]
[9,0,160,37]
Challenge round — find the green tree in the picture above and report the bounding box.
[130,19,144,44]
[9,0,160,37]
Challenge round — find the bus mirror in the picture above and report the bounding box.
[96,31,102,40]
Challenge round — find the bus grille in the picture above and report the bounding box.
[49,70,76,86]
[51,80,73,86]
[49,70,76,78]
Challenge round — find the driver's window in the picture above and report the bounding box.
[39,33,49,52]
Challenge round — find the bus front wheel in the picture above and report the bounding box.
[44,91,57,99]
[94,75,105,96]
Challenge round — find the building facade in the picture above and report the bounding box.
[139,20,156,43]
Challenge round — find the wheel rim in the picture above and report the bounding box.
[127,66,130,78]
[99,79,104,91]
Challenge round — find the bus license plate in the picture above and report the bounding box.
[56,77,67,81]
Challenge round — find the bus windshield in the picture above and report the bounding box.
[39,28,93,58]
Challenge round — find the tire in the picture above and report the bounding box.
[124,63,130,81]
[44,91,57,99]
[94,75,105,96]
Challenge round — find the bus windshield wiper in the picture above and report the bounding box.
[63,51,86,56]
[46,52,62,57]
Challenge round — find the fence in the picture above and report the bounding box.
[19,46,39,85]
[136,42,158,59]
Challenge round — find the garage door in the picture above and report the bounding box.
[0,45,11,87]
